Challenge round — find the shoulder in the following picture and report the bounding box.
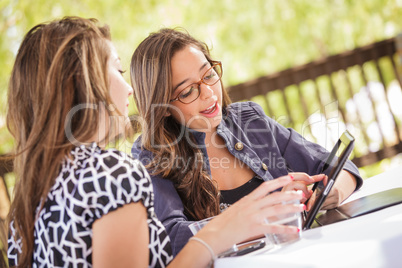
[131,136,144,158]
[97,147,151,192]
[101,149,148,180]
[81,146,149,182]
[131,136,154,166]
[99,147,146,174]
[57,146,154,224]
[227,101,267,118]
[225,101,276,128]
[65,145,152,206]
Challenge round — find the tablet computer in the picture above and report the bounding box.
[302,130,355,230]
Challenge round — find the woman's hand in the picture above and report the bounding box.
[282,173,326,204]
[306,170,357,211]
[195,175,305,257]
[320,170,357,210]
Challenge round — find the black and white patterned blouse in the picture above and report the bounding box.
[8,143,173,267]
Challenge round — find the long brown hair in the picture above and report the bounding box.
[130,28,232,220]
[6,17,113,266]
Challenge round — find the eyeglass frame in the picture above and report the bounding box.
[169,61,222,104]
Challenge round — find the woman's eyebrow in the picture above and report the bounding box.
[172,61,209,91]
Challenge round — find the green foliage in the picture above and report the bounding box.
[0,3,400,266]
[1,0,401,163]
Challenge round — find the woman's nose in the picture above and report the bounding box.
[127,85,133,96]
[199,83,213,100]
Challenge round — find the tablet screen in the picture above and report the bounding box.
[302,130,355,230]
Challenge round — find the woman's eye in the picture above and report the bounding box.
[204,71,216,81]
[180,87,195,99]
[118,70,126,76]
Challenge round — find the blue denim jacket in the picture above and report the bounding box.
[132,101,363,256]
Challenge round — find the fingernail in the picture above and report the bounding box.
[301,204,306,210]
[289,174,294,180]
[297,228,300,233]
[302,192,306,198]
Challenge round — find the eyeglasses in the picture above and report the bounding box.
[170,61,222,104]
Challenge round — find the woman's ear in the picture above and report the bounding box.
[164,110,171,117]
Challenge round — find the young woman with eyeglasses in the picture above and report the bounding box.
[130,28,363,256]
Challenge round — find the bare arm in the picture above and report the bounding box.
[92,176,304,267]
[168,175,304,267]
[92,201,212,268]
[92,202,149,268]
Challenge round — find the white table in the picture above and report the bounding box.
[215,165,402,268]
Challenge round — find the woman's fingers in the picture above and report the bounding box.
[311,174,327,184]
[249,173,326,201]
[217,185,306,246]
[283,173,326,201]
[259,200,305,219]
[262,224,299,235]
[227,173,324,240]
[289,172,315,183]
[247,175,293,200]
[245,190,304,214]
[290,172,326,184]
[282,182,310,201]
[264,190,304,206]
[233,188,304,223]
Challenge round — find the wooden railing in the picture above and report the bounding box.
[0,35,402,204]
[227,36,402,168]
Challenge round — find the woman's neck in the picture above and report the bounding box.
[204,127,223,149]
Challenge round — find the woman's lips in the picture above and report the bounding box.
[200,102,219,118]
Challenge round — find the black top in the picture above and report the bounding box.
[219,176,263,212]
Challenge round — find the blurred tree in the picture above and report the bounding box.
[0,0,401,154]
[1,1,401,265]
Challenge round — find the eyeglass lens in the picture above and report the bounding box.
[177,64,222,103]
